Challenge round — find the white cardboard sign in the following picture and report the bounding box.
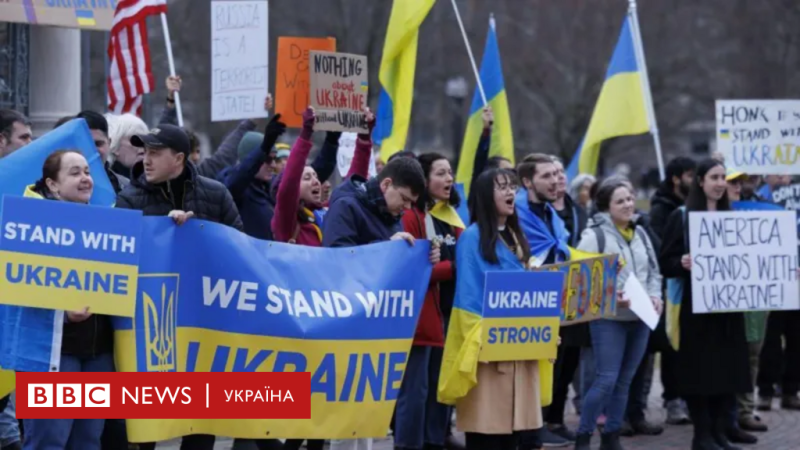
[210,0,269,122]
[689,210,799,313]
[336,132,377,179]
[716,99,800,175]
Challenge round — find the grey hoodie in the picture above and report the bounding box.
[577,212,662,321]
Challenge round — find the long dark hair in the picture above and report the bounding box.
[415,152,460,210]
[685,158,731,212]
[471,168,531,265]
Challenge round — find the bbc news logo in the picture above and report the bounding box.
[16,372,310,419]
[28,384,110,408]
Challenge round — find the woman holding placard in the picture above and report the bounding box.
[572,178,663,450]
[20,150,115,450]
[659,159,750,450]
[438,168,543,450]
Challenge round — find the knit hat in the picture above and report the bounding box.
[237,131,264,161]
[275,143,291,160]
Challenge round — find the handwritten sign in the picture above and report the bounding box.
[309,51,368,133]
[0,196,142,317]
[276,37,337,128]
[535,255,619,325]
[689,211,799,313]
[479,271,564,362]
[336,133,378,179]
[716,100,800,175]
[210,0,269,122]
[770,184,800,210]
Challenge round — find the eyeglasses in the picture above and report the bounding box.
[494,184,519,193]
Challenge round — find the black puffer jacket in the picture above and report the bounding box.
[116,161,243,231]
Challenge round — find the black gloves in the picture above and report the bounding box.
[261,113,287,157]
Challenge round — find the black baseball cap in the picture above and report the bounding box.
[130,124,191,156]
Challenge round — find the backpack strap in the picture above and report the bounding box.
[590,224,606,254]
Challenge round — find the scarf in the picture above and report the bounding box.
[514,189,570,264]
[429,201,466,230]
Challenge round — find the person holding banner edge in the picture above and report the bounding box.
[117,124,243,450]
[271,105,374,450]
[573,177,663,450]
[395,151,465,450]
[658,159,750,450]
[20,150,115,450]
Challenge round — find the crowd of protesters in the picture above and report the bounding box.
[0,74,799,450]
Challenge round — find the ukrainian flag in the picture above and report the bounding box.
[373,0,435,161]
[75,9,97,27]
[566,16,649,180]
[455,16,514,194]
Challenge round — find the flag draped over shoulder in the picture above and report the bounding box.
[373,0,435,162]
[566,16,649,180]
[456,16,514,194]
[107,0,168,115]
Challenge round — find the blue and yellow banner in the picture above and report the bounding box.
[479,271,564,362]
[0,0,116,30]
[107,217,431,441]
[566,15,650,180]
[537,255,619,325]
[0,196,142,317]
[456,15,515,194]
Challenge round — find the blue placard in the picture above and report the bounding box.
[482,271,565,319]
[0,196,143,266]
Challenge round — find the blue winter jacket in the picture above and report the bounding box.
[322,176,403,247]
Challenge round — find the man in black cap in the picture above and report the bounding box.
[117,125,240,450]
[117,123,242,232]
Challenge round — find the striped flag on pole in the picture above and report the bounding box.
[106,0,168,116]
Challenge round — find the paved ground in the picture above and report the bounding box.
[160,370,800,449]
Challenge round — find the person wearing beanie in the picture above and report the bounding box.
[221,113,343,242]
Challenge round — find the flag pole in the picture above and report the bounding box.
[160,13,184,127]
[628,0,664,180]
[450,0,487,106]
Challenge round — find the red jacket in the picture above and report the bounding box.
[402,207,463,347]
[272,135,372,245]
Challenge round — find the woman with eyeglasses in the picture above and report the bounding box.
[439,168,544,450]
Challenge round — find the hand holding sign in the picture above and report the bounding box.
[429,241,441,265]
[681,254,692,270]
[67,307,91,323]
[617,291,630,309]
[390,232,416,246]
[169,210,194,226]
[358,107,376,142]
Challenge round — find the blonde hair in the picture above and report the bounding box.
[105,113,148,159]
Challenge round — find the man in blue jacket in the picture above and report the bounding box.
[323,156,427,247]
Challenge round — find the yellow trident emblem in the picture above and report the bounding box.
[143,282,176,372]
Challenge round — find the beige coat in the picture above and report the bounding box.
[455,360,543,434]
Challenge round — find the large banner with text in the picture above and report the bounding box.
[688,210,799,313]
[113,218,431,441]
[535,255,619,325]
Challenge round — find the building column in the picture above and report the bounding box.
[28,26,81,136]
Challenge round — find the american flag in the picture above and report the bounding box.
[106,0,168,115]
